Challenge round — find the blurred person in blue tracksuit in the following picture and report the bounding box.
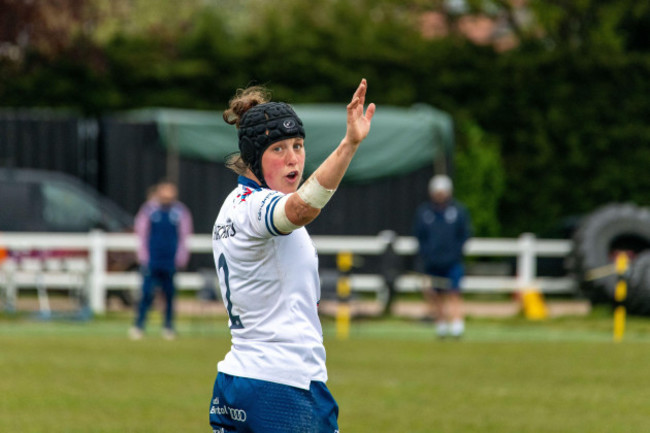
[414,174,471,338]
[129,180,193,340]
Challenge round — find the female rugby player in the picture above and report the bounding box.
[209,79,375,432]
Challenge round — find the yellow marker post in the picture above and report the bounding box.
[613,253,629,342]
[336,251,353,340]
[522,289,548,320]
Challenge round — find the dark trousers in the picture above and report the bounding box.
[135,267,176,330]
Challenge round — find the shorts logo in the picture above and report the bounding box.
[210,402,247,423]
[228,408,247,422]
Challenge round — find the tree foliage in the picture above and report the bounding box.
[1,0,649,236]
[454,119,505,237]
[0,0,100,57]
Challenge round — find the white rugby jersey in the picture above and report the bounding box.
[211,176,327,390]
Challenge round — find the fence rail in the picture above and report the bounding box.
[0,231,575,314]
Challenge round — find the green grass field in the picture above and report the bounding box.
[2,308,650,433]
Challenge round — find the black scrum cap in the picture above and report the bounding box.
[238,102,305,188]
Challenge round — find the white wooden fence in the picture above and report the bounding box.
[0,231,575,314]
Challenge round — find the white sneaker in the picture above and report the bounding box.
[129,327,144,340]
[450,319,465,339]
[436,322,449,338]
[162,328,176,341]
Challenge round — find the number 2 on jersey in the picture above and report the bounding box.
[218,253,244,329]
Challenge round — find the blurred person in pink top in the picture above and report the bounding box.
[129,180,193,340]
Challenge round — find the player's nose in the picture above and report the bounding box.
[286,148,298,165]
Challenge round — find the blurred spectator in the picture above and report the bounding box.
[414,175,471,338]
[129,180,193,340]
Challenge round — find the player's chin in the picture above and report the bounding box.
[285,182,300,194]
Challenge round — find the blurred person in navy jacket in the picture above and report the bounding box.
[414,175,471,338]
[129,180,193,340]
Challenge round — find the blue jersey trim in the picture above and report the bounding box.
[238,176,262,190]
[265,195,282,236]
[269,195,287,236]
[238,176,290,237]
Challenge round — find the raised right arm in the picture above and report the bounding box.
[273,79,376,232]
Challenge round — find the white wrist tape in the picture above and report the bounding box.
[297,176,336,209]
[272,194,302,233]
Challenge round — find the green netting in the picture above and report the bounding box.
[120,103,453,183]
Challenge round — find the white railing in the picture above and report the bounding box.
[0,231,575,314]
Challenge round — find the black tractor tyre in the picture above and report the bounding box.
[571,203,650,310]
[626,251,650,316]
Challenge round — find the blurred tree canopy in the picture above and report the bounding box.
[1,0,649,237]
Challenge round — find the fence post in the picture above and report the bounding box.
[516,233,536,290]
[516,233,549,319]
[0,246,16,313]
[89,230,107,314]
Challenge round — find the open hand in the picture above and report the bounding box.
[345,78,376,146]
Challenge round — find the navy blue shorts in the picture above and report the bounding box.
[425,262,464,292]
[209,373,339,433]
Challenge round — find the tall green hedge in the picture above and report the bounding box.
[2,2,649,237]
